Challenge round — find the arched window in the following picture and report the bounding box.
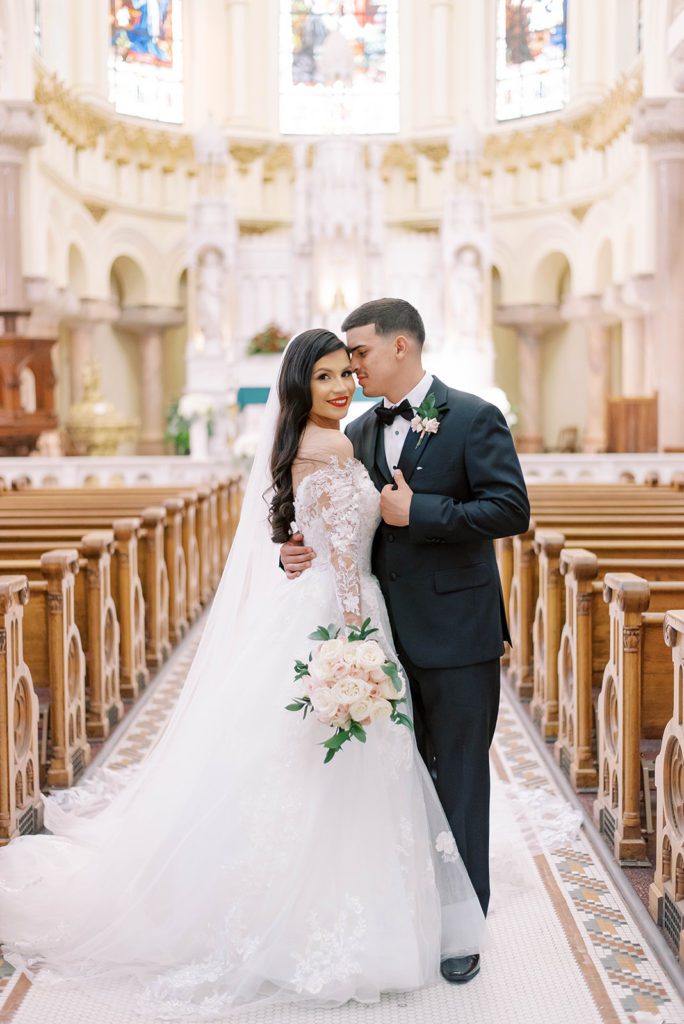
[108,1,184,123]
[496,0,568,122]
[280,1,399,135]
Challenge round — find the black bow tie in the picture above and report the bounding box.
[374,399,414,426]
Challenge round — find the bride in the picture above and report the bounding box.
[0,329,485,1018]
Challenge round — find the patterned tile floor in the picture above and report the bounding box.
[1,626,683,1024]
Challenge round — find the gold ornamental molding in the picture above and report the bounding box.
[34,61,642,183]
[381,142,417,182]
[34,67,299,182]
[571,70,643,151]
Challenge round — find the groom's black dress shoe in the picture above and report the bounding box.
[440,954,480,984]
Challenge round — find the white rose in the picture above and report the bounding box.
[355,641,387,672]
[331,676,371,705]
[410,415,422,431]
[342,640,363,665]
[310,688,339,716]
[317,638,344,662]
[423,417,440,434]
[379,673,406,700]
[369,698,393,723]
[349,698,372,722]
[331,711,351,729]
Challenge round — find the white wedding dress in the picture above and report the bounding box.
[0,453,485,1020]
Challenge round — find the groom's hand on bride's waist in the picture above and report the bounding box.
[281,532,316,579]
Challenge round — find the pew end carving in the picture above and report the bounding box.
[594,574,677,865]
[650,610,684,959]
[0,576,43,843]
[531,529,565,741]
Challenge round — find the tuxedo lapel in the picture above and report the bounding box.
[374,423,393,486]
[397,376,450,484]
[356,404,389,491]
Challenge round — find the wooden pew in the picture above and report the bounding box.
[0,534,124,733]
[0,576,43,843]
[556,550,684,791]
[509,523,684,702]
[0,520,148,700]
[649,609,684,959]
[0,490,200,635]
[0,551,91,788]
[0,506,169,669]
[594,574,684,864]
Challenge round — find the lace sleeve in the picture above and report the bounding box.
[306,458,362,624]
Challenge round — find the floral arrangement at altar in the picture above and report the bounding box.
[247,323,291,355]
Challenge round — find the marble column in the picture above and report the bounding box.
[225,0,249,122]
[0,100,43,322]
[634,97,684,451]
[430,0,453,124]
[562,296,614,454]
[66,300,118,404]
[621,314,646,397]
[602,280,651,398]
[118,306,184,455]
[496,304,562,453]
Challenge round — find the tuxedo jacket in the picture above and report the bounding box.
[345,376,530,670]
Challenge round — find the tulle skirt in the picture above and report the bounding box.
[0,565,485,1020]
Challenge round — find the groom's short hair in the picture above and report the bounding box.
[341,298,425,347]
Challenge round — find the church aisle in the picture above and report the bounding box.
[1,632,683,1024]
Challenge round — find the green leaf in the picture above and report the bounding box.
[285,702,303,712]
[350,721,367,742]
[323,748,336,764]
[394,712,414,731]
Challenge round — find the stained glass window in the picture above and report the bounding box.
[109,0,184,124]
[280,1,399,135]
[496,0,568,122]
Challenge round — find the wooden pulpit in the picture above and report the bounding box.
[0,333,58,455]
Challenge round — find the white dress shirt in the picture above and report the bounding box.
[382,372,434,473]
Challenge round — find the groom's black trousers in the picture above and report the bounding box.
[394,638,500,918]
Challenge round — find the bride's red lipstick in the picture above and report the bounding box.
[328,397,349,407]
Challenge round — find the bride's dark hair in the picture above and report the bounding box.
[269,328,348,543]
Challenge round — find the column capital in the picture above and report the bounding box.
[66,299,120,328]
[633,96,684,154]
[560,294,616,326]
[117,305,185,334]
[619,274,657,314]
[0,101,44,162]
[496,303,563,333]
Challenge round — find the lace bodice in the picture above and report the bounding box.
[294,456,380,621]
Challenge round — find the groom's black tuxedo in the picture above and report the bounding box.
[345,376,530,915]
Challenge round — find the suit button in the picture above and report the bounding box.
[390,571,398,581]
[387,533,395,543]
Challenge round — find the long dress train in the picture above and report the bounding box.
[0,455,485,1019]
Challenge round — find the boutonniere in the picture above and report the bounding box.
[410,393,445,447]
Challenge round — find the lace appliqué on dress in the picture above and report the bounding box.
[295,456,378,623]
[291,894,367,995]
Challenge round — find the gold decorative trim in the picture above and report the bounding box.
[381,142,417,182]
[230,143,268,174]
[33,63,643,182]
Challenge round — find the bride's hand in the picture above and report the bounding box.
[280,533,316,579]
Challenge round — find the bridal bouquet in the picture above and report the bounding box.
[286,619,413,763]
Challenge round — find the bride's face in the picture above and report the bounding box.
[309,348,356,423]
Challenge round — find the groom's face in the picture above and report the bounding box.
[346,324,396,399]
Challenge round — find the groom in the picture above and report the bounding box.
[281,298,530,984]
